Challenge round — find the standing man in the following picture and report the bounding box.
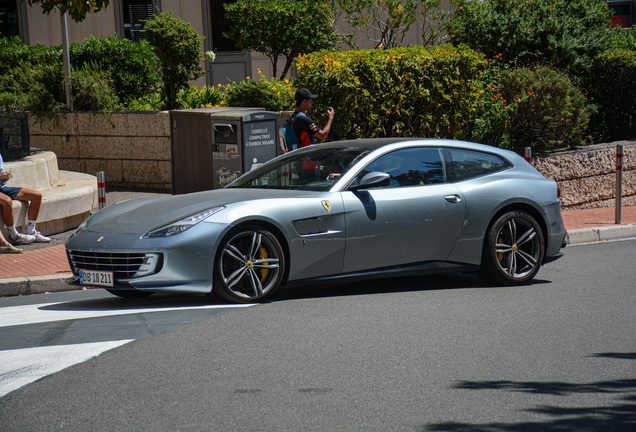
[0,153,51,244]
[292,88,335,147]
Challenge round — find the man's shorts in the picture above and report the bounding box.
[0,186,22,199]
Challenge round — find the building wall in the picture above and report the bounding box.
[26,5,117,46]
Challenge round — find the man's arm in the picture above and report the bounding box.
[314,107,335,142]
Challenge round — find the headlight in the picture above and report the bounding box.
[143,206,226,238]
[71,218,89,238]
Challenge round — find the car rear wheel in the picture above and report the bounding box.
[478,210,545,285]
[213,228,285,303]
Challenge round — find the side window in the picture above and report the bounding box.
[357,147,445,188]
[443,148,510,182]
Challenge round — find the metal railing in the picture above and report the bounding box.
[0,113,30,161]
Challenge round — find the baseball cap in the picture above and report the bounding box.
[294,88,318,102]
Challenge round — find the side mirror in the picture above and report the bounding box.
[349,171,391,191]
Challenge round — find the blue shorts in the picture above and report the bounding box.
[0,186,22,199]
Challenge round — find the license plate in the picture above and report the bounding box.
[79,269,114,287]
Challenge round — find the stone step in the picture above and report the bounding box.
[2,150,97,236]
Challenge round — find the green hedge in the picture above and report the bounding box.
[445,0,614,73]
[295,45,484,140]
[0,36,58,76]
[221,71,296,111]
[499,66,594,152]
[586,49,636,141]
[69,36,160,103]
[0,36,159,107]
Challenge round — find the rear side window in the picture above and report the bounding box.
[357,147,445,188]
[443,148,510,182]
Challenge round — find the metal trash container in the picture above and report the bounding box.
[170,108,279,194]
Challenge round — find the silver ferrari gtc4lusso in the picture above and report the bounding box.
[66,138,567,303]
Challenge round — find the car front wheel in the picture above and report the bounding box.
[213,228,285,303]
[478,210,545,285]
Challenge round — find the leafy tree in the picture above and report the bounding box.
[27,0,109,22]
[225,0,338,79]
[610,26,636,52]
[334,0,419,49]
[144,10,205,109]
[499,65,594,152]
[446,0,614,71]
[69,36,160,104]
[586,49,636,141]
[420,0,456,47]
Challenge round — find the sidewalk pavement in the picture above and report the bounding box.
[1,192,635,297]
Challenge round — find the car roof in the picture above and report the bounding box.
[314,138,515,157]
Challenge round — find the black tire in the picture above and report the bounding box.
[105,289,154,298]
[212,228,285,303]
[478,210,545,286]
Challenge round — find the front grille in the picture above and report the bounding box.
[67,250,162,280]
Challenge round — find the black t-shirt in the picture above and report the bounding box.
[293,114,321,147]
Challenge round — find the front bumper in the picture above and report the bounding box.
[65,221,231,294]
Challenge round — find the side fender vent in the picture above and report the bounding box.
[292,218,329,235]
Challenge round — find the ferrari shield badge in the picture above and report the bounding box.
[321,200,331,212]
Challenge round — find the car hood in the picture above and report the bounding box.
[88,188,322,234]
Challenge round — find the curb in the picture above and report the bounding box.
[2,225,636,298]
[0,274,74,297]
[565,224,636,245]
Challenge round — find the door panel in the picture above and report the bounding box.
[342,184,466,273]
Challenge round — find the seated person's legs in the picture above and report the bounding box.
[0,186,50,244]
[13,188,50,243]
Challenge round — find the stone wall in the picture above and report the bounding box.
[30,112,171,191]
[30,112,635,210]
[533,141,636,210]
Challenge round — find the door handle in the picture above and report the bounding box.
[445,194,461,203]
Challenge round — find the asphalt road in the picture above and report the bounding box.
[1,239,635,431]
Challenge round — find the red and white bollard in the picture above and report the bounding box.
[524,147,532,163]
[616,145,623,224]
[97,171,106,210]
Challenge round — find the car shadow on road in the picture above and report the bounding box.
[38,292,229,311]
[274,272,553,301]
[41,273,554,308]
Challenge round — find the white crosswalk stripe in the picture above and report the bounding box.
[0,341,133,398]
[0,298,255,399]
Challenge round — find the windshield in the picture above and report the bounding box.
[228,147,371,191]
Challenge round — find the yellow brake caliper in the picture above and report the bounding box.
[259,246,269,282]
